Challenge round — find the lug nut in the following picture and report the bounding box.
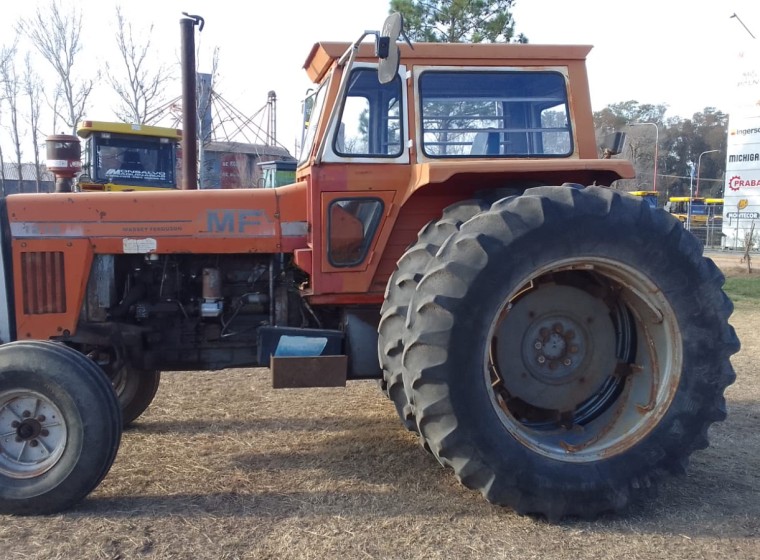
[11,421,19,428]
[534,341,543,350]
[563,358,572,366]
[29,440,39,448]
[537,356,546,364]
[22,411,31,418]
[41,429,49,437]
[37,415,46,422]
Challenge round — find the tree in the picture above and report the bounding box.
[390,0,528,43]
[108,6,175,124]
[17,0,95,134]
[593,101,728,198]
[593,100,668,134]
[0,41,17,195]
[593,101,668,192]
[1,56,24,190]
[23,54,45,192]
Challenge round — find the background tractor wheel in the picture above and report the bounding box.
[403,185,739,520]
[109,365,161,426]
[378,199,489,431]
[0,341,122,515]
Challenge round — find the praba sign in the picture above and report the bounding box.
[727,175,760,191]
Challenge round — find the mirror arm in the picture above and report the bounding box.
[338,31,373,67]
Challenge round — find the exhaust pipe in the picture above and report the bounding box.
[180,13,204,190]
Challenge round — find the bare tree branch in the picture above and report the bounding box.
[0,42,16,196]
[23,53,44,192]
[108,5,175,124]
[1,47,24,189]
[17,0,95,134]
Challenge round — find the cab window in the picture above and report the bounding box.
[327,198,384,266]
[419,70,572,158]
[334,68,403,158]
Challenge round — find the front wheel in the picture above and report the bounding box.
[403,186,739,519]
[0,341,122,515]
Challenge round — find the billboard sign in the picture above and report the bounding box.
[723,44,760,249]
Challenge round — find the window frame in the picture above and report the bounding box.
[414,65,575,160]
[326,197,385,268]
[321,63,409,165]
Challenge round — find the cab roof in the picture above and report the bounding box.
[77,120,182,140]
[303,42,593,83]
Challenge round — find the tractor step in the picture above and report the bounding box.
[258,326,347,388]
[271,355,347,388]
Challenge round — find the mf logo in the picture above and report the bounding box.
[206,209,269,233]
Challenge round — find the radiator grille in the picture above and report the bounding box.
[21,252,67,314]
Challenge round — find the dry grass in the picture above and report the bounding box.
[1,260,759,559]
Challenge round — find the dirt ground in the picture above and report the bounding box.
[1,258,758,560]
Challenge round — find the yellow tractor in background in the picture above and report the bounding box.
[76,120,182,192]
[628,190,659,208]
[667,196,724,246]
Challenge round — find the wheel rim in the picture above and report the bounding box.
[0,390,68,478]
[486,257,681,463]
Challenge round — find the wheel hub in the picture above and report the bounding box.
[495,283,617,412]
[0,391,68,479]
[16,417,44,441]
[528,318,584,381]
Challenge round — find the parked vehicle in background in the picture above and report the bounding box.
[667,196,724,246]
[628,190,659,208]
[76,120,182,191]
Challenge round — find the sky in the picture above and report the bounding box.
[1,0,759,158]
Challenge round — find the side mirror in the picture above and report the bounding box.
[378,13,403,84]
[601,132,626,159]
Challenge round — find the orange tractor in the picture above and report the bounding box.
[0,14,738,519]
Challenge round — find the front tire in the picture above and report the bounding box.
[0,341,122,515]
[403,186,739,519]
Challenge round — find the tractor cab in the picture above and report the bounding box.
[77,121,182,191]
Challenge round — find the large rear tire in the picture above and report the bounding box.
[0,341,122,515]
[378,199,489,431]
[403,186,739,519]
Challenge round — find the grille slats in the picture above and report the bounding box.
[21,252,66,314]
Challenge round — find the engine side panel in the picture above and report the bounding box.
[6,185,308,255]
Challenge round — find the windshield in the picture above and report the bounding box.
[298,79,329,165]
[90,135,177,187]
